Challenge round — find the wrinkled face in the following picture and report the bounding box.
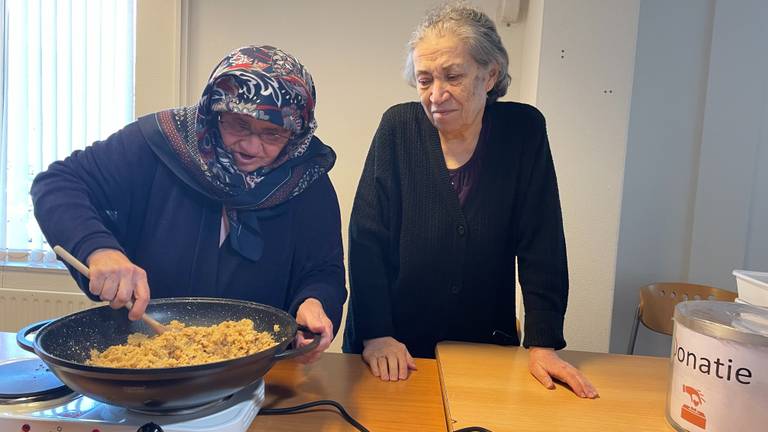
[218,112,291,172]
[413,33,497,136]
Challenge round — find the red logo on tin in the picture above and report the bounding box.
[681,384,707,429]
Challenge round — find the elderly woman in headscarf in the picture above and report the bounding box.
[343,5,598,396]
[31,45,344,362]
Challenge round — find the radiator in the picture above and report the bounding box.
[0,288,98,332]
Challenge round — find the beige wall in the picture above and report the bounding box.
[135,0,184,116]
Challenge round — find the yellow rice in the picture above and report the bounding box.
[87,319,277,368]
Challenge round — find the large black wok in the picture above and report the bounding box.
[16,297,319,413]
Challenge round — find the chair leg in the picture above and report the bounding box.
[627,306,641,355]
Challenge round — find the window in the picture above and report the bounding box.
[0,0,135,267]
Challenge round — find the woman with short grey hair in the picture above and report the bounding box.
[343,3,598,398]
[403,3,511,103]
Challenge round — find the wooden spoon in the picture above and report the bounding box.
[53,245,166,334]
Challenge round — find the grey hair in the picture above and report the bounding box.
[404,2,510,104]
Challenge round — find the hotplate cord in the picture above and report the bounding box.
[261,399,369,431]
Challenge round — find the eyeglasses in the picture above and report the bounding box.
[218,115,291,146]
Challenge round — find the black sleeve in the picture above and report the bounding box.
[515,108,569,350]
[345,111,399,351]
[30,122,156,298]
[287,174,348,337]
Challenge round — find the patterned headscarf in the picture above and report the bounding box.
[138,45,335,261]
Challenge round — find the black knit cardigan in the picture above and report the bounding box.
[342,101,569,358]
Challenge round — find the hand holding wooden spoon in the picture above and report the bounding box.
[53,245,165,334]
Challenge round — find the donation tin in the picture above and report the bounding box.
[668,301,768,432]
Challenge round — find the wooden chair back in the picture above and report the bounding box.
[638,282,737,335]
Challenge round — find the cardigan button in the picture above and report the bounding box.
[457,224,466,236]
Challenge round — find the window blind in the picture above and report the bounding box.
[0,0,135,266]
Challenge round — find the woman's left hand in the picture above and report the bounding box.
[294,298,334,364]
[528,347,599,398]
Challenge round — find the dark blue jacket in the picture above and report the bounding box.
[30,121,347,334]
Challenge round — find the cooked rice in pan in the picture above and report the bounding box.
[87,319,278,368]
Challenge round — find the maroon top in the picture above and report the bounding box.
[447,120,488,207]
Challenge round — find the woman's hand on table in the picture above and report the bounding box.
[295,298,333,364]
[528,347,599,398]
[86,248,150,321]
[362,336,417,381]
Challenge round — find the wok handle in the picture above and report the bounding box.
[16,320,53,353]
[273,325,322,361]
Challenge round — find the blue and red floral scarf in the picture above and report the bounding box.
[138,45,335,261]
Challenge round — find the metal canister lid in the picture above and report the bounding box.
[674,301,768,346]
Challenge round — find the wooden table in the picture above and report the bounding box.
[2,331,678,431]
[0,332,446,431]
[436,342,675,432]
[252,354,446,431]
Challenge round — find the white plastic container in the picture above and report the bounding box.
[733,270,768,307]
[667,301,768,432]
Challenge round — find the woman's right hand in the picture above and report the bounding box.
[86,248,150,320]
[362,336,417,381]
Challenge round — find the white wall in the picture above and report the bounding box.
[533,0,640,352]
[611,0,768,356]
[518,0,543,106]
[687,0,768,287]
[611,0,715,356]
[135,0,184,115]
[747,134,768,270]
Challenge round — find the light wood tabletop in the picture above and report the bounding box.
[3,330,680,431]
[251,353,447,431]
[436,342,676,432]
